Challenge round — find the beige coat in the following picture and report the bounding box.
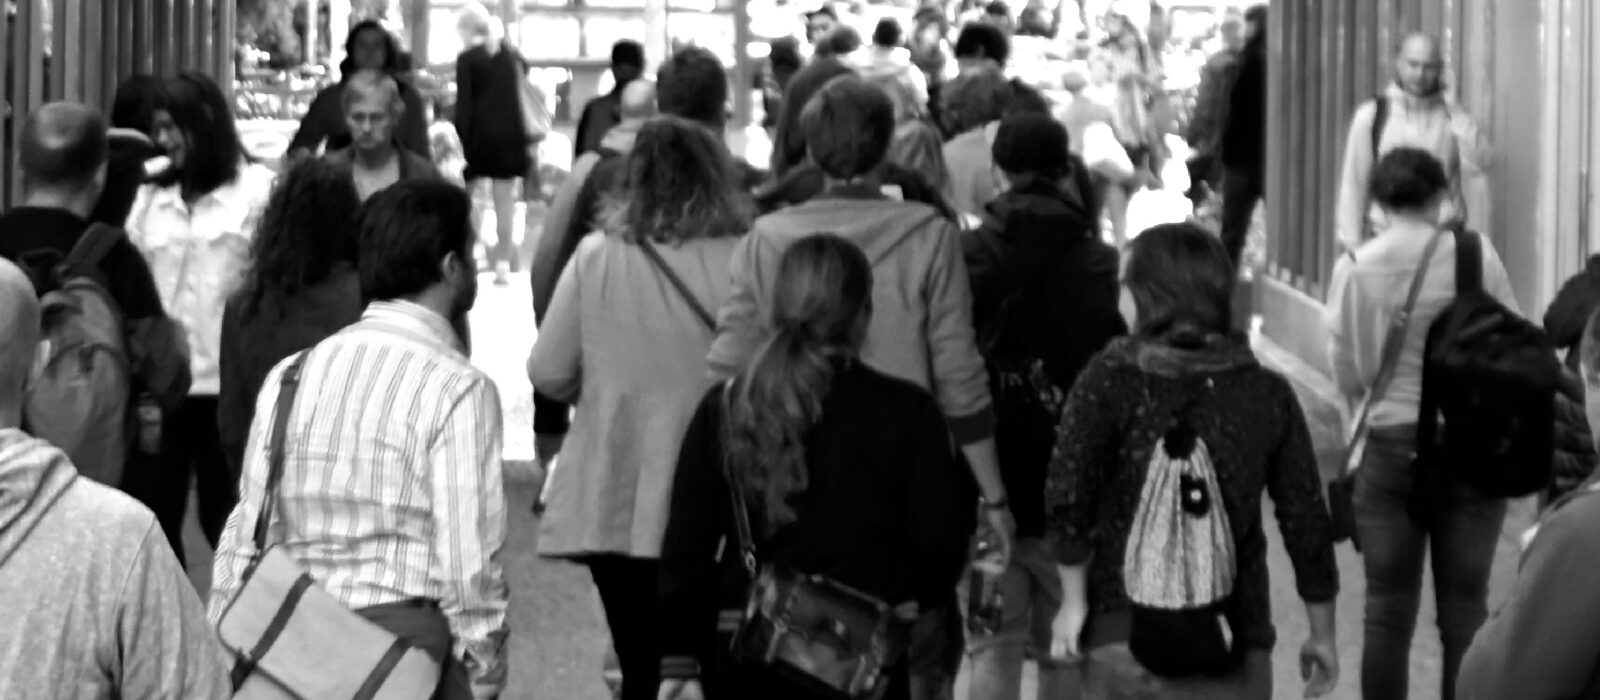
[529,232,738,558]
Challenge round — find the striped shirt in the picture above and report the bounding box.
[208,300,509,698]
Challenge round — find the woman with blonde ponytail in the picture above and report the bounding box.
[657,234,975,700]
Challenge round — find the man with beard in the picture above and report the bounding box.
[1336,32,1491,254]
[324,70,442,202]
[208,180,508,700]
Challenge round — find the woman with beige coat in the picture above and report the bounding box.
[528,116,754,700]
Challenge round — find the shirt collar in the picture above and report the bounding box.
[360,299,465,355]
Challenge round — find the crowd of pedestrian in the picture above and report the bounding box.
[0,1,1598,699]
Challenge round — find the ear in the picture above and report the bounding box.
[28,339,51,388]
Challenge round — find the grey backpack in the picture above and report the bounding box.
[19,225,133,487]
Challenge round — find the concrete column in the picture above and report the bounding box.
[329,0,349,73]
[305,0,318,66]
[407,0,430,67]
[499,0,518,46]
[645,0,669,68]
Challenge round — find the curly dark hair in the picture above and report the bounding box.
[600,116,753,243]
[1369,147,1449,212]
[238,159,361,322]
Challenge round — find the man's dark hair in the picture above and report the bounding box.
[658,46,728,127]
[1369,147,1449,212]
[954,23,1010,66]
[612,40,645,68]
[984,1,1009,18]
[151,72,245,197]
[800,75,894,180]
[1124,222,1236,338]
[820,26,863,56]
[20,102,108,191]
[1004,78,1051,116]
[358,180,475,303]
[873,18,903,47]
[770,36,804,71]
[110,74,163,135]
[992,111,1068,178]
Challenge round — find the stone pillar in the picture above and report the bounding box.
[329,0,349,74]
[645,0,669,68]
[305,0,319,66]
[407,0,430,67]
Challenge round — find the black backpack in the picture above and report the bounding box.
[1418,228,1560,498]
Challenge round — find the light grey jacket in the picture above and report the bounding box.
[0,428,229,699]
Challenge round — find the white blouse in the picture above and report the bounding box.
[127,163,276,396]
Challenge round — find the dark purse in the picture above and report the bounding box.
[722,439,910,699]
[1329,229,1443,550]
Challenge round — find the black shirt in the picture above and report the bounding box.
[659,362,976,664]
[0,206,165,319]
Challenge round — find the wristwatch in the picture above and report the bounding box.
[980,494,1010,510]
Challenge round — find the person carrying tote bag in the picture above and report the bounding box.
[215,352,441,699]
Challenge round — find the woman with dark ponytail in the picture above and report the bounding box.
[657,234,975,700]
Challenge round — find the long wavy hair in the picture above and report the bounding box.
[725,234,873,534]
[238,159,361,322]
[600,116,753,243]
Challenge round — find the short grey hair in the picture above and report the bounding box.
[341,69,404,116]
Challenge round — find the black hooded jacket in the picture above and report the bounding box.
[963,176,1126,537]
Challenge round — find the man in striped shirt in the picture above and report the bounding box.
[209,180,508,699]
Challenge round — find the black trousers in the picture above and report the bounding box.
[532,391,571,435]
[1219,166,1264,269]
[127,395,234,569]
[588,555,661,700]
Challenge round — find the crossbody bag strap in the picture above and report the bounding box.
[719,383,758,577]
[250,351,311,554]
[1341,228,1445,476]
[638,239,716,332]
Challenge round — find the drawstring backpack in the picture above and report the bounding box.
[1123,377,1241,678]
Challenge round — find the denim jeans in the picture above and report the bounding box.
[965,538,1078,700]
[1354,425,1507,700]
[1074,644,1271,700]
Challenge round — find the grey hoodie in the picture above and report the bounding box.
[707,188,996,443]
[0,429,229,699]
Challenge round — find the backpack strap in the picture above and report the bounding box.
[1370,94,1389,161]
[1452,226,1483,295]
[65,223,125,271]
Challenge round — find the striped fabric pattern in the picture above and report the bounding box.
[208,300,509,697]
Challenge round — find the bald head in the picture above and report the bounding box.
[1395,32,1445,98]
[20,102,108,195]
[619,80,657,121]
[0,259,40,423]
